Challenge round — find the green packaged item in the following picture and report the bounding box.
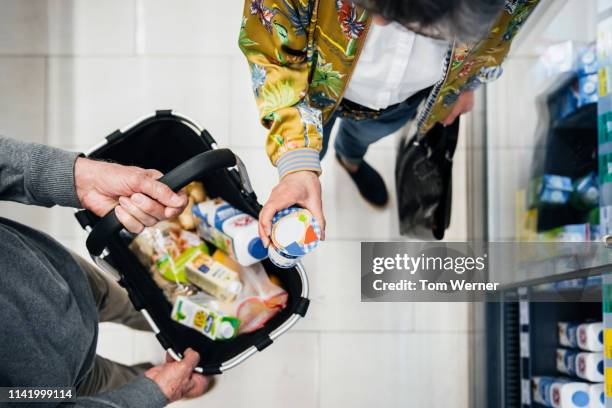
[129,221,209,284]
[172,295,240,340]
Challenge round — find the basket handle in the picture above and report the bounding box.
[86,148,237,256]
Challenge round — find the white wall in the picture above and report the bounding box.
[0,1,470,407]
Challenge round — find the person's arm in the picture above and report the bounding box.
[74,349,210,408]
[0,136,188,233]
[240,1,326,244]
[240,0,322,178]
[0,136,82,208]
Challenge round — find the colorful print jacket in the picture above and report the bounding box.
[240,0,539,178]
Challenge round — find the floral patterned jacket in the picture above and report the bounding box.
[240,0,539,178]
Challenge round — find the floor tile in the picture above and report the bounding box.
[170,333,319,408]
[0,57,46,143]
[320,332,468,408]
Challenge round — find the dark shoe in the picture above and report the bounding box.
[336,153,389,207]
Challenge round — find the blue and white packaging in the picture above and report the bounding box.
[577,74,599,107]
[577,44,598,76]
[532,377,590,407]
[577,322,604,352]
[575,351,604,382]
[557,349,579,376]
[559,322,580,348]
[588,383,604,408]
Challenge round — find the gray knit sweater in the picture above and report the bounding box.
[0,136,167,407]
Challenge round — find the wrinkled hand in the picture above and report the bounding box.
[440,90,475,126]
[145,349,212,402]
[74,157,188,233]
[258,171,326,247]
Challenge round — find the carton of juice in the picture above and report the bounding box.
[171,295,240,340]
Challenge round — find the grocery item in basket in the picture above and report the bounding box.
[171,294,240,341]
[192,198,267,266]
[201,263,288,334]
[268,206,321,268]
[178,182,207,230]
[185,253,242,302]
[559,322,603,351]
[532,377,590,408]
[129,221,209,283]
[589,383,604,408]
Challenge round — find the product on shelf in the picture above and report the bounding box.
[185,252,243,302]
[532,376,590,408]
[192,198,267,266]
[129,221,209,284]
[538,224,591,242]
[528,175,573,208]
[556,348,604,382]
[571,172,599,211]
[577,74,598,108]
[589,383,604,408]
[171,294,240,341]
[268,206,321,268]
[577,43,598,76]
[559,322,604,352]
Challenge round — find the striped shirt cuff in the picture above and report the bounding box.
[276,148,322,179]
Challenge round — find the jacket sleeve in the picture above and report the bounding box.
[240,0,322,178]
[0,136,82,208]
[73,376,168,408]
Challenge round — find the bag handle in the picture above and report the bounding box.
[86,149,237,256]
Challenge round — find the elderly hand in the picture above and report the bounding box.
[74,157,188,233]
[145,349,213,402]
[440,90,475,126]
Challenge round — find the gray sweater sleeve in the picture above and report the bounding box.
[75,376,168,408]
[0,136,82,208]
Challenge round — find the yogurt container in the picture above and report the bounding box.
[268,207,321,268]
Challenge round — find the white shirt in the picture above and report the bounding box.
[344,22,449,110]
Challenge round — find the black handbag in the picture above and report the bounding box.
[395,118,460,240]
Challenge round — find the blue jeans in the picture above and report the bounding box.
[320,91,427,165]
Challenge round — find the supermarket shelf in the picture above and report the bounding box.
[552,103,597,131]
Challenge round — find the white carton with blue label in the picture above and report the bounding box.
[532,377,590,408]
[192,199,268,266]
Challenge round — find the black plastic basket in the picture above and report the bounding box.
[75,110,310,375]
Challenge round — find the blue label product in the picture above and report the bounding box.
[268,207,321,268]
[575,351,604,382]
[577,43,598,76]
[559,322,580,348]
[557,348,579,376]
[577,74,598,107]
[192,199,268,266]
[589,383,604,408]
[577,322,604,352]
[572,172,599,210]
[532,377,590,407]
[528,175,573,208]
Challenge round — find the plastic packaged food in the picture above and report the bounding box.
[192,198,267,266]
[185,253,243,302]
[268,207,321,268]
[129,221,209,284]
[200,263,287,334]
[172,295,240,341]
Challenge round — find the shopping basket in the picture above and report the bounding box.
[74,110,310,374]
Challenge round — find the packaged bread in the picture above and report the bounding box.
[178,182,207,230]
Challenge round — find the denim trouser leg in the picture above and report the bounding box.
[320,93,425,165]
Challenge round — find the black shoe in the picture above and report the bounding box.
[336,153,389,207]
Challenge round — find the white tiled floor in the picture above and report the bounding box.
[0,2,471,407]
